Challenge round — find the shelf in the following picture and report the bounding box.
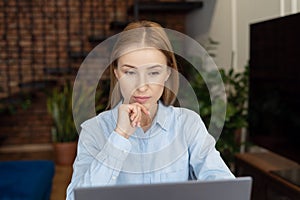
[18,80,57,90]
[43,67,74,76]
[88,36,107,44]
[128,1,203,14]
[109,21,129,31]
[68,51,89,60]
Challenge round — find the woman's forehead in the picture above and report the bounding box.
[118,48,167,66]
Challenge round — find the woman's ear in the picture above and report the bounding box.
[114,68,119,79]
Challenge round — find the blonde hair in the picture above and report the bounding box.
[107,20,179,109]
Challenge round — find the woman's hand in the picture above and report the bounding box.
[115,103,150,138]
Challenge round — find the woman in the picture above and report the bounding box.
[66,20,234,200]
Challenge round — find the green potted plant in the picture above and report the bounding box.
[186,38,250,168]
[217,66,249,165]
[47,81,105,165]
[47,82,78,165]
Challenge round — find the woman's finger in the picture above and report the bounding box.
[131,105,142,127]
[132,103,150,115]
[127,105,139,127]
[135,106,142,127]
[128,104,137,119]
[125,103,151,128]
[139,104,150,116]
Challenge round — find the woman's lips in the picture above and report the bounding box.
[133,96,150,104]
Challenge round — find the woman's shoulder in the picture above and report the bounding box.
[170,106,207,131]
[171,106,201,121]
[81,109,114,130]
[79,109,115,141]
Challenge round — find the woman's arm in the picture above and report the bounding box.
[189,132,235,180]
[185,111,235,180]
[66,121,132,200]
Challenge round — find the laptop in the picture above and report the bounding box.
[74,177,252,200]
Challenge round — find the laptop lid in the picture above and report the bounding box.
[74,176,252,200]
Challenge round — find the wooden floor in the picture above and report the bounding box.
[0,144,73,200]
[51,165,73,200]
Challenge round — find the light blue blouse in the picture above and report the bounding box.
[66,101,235,200]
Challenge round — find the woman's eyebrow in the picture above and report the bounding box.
[121,64,164,69]
[147,65,163,69]
[121,64,137,69]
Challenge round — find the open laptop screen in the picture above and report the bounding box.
[74,177,252,200]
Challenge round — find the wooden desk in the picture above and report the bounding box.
[235,152,300,200]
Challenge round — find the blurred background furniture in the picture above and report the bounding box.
[0,160,55,200]
[235,152,300,200]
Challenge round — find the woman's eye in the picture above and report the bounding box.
[125,71,136,75]
[149,71,160,76]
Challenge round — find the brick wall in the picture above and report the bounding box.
[0,92,52,145]
[0,0,186,99]
[0,0,188,146]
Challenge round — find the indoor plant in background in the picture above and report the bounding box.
[187,37,250,168]
[217,66,249,165]
[47,82,78,165]
[47,81,105,165]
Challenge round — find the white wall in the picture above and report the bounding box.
[186,0,232,69]
[186,0,300,70]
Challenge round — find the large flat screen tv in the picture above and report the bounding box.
[249,13,300,164]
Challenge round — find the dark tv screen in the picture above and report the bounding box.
[249,13,300,164]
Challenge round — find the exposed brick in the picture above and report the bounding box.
[1,0,189,147]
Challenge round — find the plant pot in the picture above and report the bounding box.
[53,141,77,166]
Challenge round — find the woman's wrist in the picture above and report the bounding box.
[115,126,130,139]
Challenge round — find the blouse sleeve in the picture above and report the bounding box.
[186,112,235,180]
[66,119,132,200]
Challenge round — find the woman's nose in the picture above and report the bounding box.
[136,74,149,92]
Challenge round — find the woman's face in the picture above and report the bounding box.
[114,48,170,108]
